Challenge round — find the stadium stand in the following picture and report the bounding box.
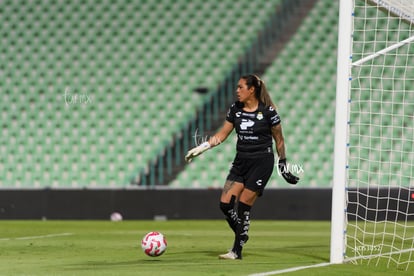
[171,0,340,188]
[173,0,413,189]
[12,0,408,189]
[0,0,284,188]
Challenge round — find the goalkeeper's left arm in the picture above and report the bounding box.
[271,124,299,185]
[185,121,234,163]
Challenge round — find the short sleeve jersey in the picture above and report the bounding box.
[226,101,281,157]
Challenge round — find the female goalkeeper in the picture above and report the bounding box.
[185,74,299,260]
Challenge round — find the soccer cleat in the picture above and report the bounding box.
[218,251,240,260]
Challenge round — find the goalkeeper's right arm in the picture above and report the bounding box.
[185,121,234,163]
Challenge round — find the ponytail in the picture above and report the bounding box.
[241,74,276,109]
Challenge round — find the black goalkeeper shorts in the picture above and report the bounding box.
[226,153,275,197]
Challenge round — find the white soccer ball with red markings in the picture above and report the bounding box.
[141,231,167,257]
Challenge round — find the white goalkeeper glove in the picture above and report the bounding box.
[185,142,211,163]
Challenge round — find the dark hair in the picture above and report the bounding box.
[241,74,276,108]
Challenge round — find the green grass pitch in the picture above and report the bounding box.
[0,220,412,275]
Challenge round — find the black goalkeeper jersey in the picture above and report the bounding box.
[226,101,281,158]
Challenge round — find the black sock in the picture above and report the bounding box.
[232,202,251,259]
[219,196,238,233]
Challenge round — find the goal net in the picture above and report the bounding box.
[332,0,414,271]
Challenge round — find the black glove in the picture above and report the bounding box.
[278,158,299,185]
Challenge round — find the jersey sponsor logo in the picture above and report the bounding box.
[240,119,255,130]
[241,112,256,118]
[271,114,281,124]
[238,135,259,140]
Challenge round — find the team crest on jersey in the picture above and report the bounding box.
[256,112,263,120]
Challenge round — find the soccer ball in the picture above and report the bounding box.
[110,212,123,222]
[141,231,167,257]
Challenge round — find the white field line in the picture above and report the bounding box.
[248,262,332,276]
[0,232,73,241]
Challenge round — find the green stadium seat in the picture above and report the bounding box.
[0,0,341,188]
[172,0,340,188]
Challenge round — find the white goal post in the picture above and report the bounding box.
[331,0,414,270]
